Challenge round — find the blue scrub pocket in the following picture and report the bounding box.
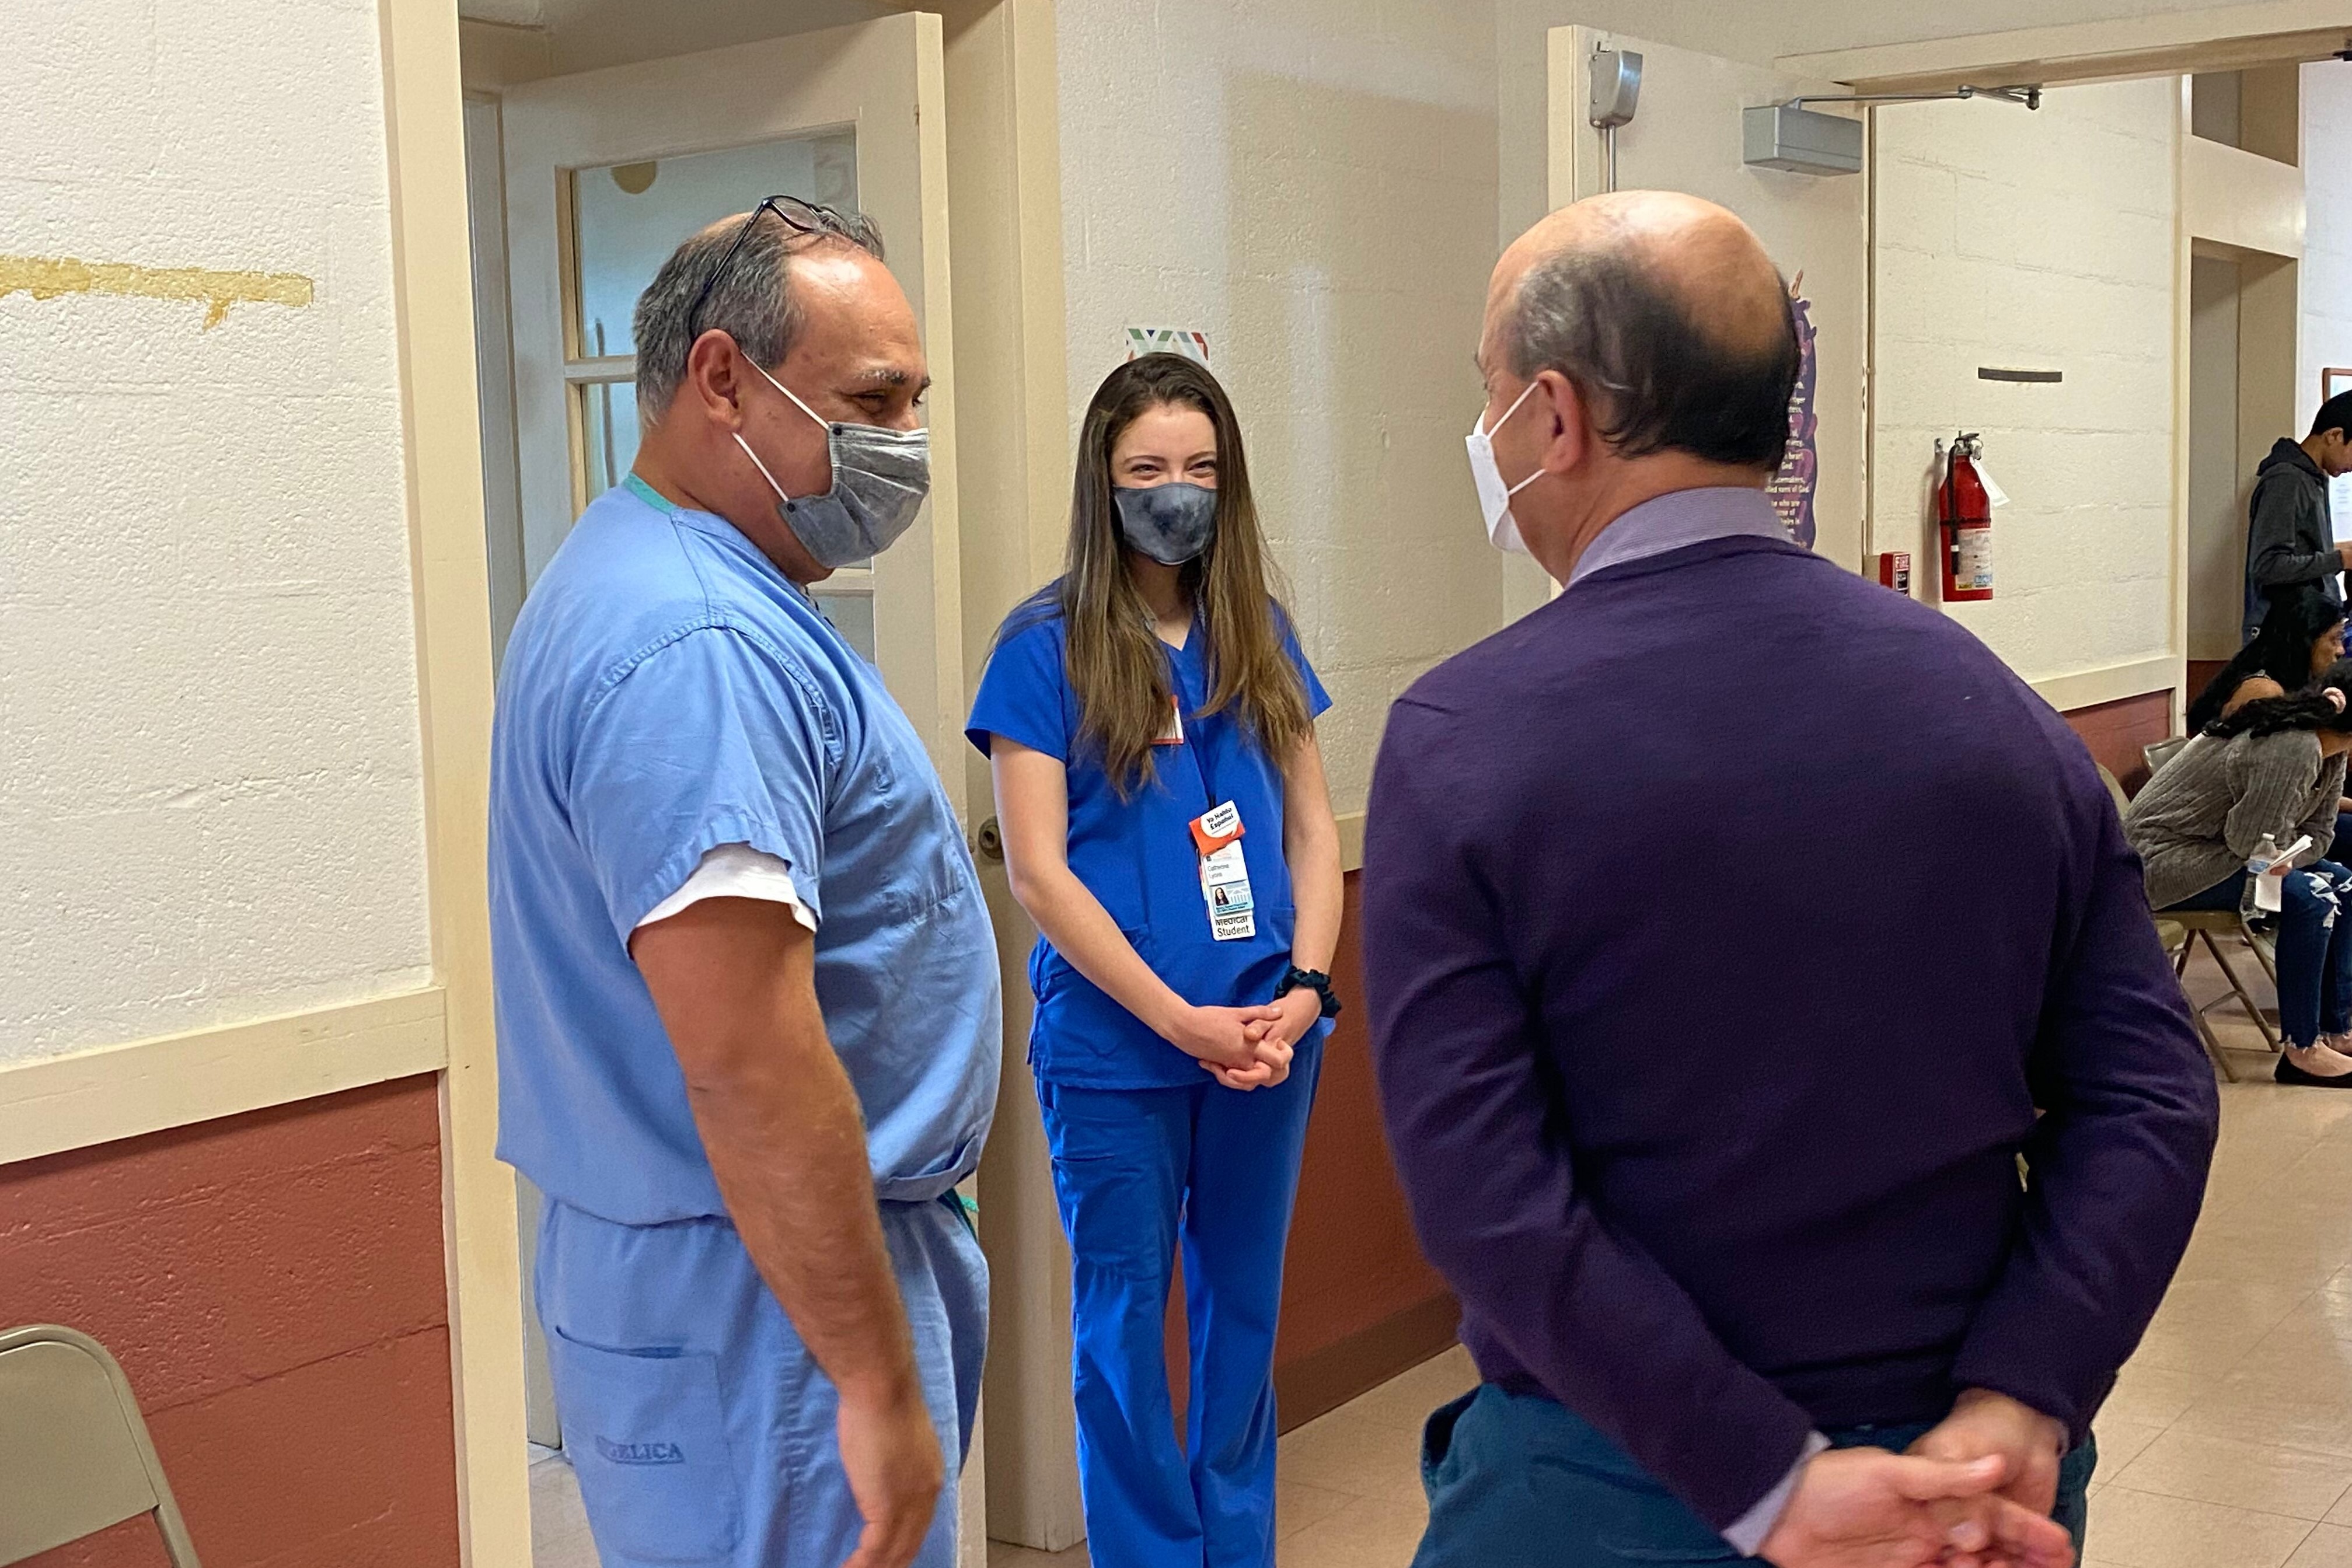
[550,1327,744,1564]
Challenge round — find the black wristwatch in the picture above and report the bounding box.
[1277,966,1342,1019]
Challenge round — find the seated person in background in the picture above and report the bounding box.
[2186,586,2347,735]
[2127,661,2352,1087]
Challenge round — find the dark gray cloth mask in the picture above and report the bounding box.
[735,361,930,568]
[1114,482,1217,565]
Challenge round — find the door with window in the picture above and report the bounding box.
[499,13,968,790]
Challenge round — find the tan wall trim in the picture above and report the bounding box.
[0,991,449,1168]
[2030,654,2184,714]
[379,0,532,1563]
[457,16,552,90]
[2184,135,2306,256]
[910,12,975,816]
[1781,0,2352,93]
[2172,78,2194,731]
[1338,810,1366,875]
[935,1,1077,1549]
[942,0,1073,830]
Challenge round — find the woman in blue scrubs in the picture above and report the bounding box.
[968,353,1343,1567]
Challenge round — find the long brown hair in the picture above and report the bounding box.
[1055,354,1310,792]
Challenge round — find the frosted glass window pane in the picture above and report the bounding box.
[579,380,642,496]
[814,592,875,663]
[572,131,859,359]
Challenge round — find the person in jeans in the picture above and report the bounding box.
[1367,189,2216,1568]
[2127,662,2352,1086]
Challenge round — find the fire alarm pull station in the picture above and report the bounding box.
[1589,48,1642,193]
[1874,552,1913,594]
[1937,433,1997,602]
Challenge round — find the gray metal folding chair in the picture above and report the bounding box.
[0,1325,200,1566]
[2152,917,2236,1081]
[2161,909,2288,1078]
[2143,735,2189,780]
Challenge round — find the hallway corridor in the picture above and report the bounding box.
[531,939,2352,1568]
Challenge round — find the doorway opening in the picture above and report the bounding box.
[2189,247,2302,692]
[2185,62,2304,699]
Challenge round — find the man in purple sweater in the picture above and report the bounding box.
[1366,191,2217,1567]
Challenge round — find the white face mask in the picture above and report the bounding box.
[1465,380,1544,556]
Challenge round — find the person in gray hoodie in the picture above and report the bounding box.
[2242,390,2352,641]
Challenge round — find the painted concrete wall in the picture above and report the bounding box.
[2301,61,2352,443]
[1871,78,2177,683]
[2,1079,459,1567]
[1494,0,2252,281]
[0,0,432,1063]
[1052,0,1504,816]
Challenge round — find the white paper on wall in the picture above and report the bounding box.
[2327,371,2352,539]
[1124,326,1209,366]
[1765,280,1819,549]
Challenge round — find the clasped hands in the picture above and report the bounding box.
[1760,1390,2074,1568]
[1161,987,1320,1091]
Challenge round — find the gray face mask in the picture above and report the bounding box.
[733,361,930,568]
[1114,482,1217,565]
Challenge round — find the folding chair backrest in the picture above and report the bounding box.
[2097,764,2131,818]
[2145,735,2189,778]
[0,1325,200,1566]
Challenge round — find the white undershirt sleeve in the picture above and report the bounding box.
[1722,1432,1830,1557]
[636,843,817,934]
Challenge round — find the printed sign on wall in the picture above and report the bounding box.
[1766,280,1820,550]
[1125,326,1210,366]
[2328,368,2352,541]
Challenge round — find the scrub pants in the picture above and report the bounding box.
[2166,860,2352,1048]
[536,1192,987,1568]
[1412,1385,2098,1567]
[1038,1038,1325,1568]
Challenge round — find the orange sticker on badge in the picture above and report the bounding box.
[1190,801,1243,856]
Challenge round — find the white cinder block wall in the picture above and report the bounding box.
[2301,62,2352,435]
[1494,0,2248,272]
[0,0,432,1062]
[1871,79,2178,683]
[1053,0,1503,815]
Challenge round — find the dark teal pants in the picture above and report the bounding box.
[1412,1384,2096,1566]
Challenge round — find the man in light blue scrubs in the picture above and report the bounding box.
[489,198,1000,1568]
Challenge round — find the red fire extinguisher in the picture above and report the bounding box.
[1938,432,1994,602]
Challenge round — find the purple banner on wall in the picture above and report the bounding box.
[1766,285,1819,550]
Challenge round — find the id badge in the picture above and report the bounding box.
[1191,801,1255,941]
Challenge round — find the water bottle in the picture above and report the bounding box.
[2244,833,2283,921]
